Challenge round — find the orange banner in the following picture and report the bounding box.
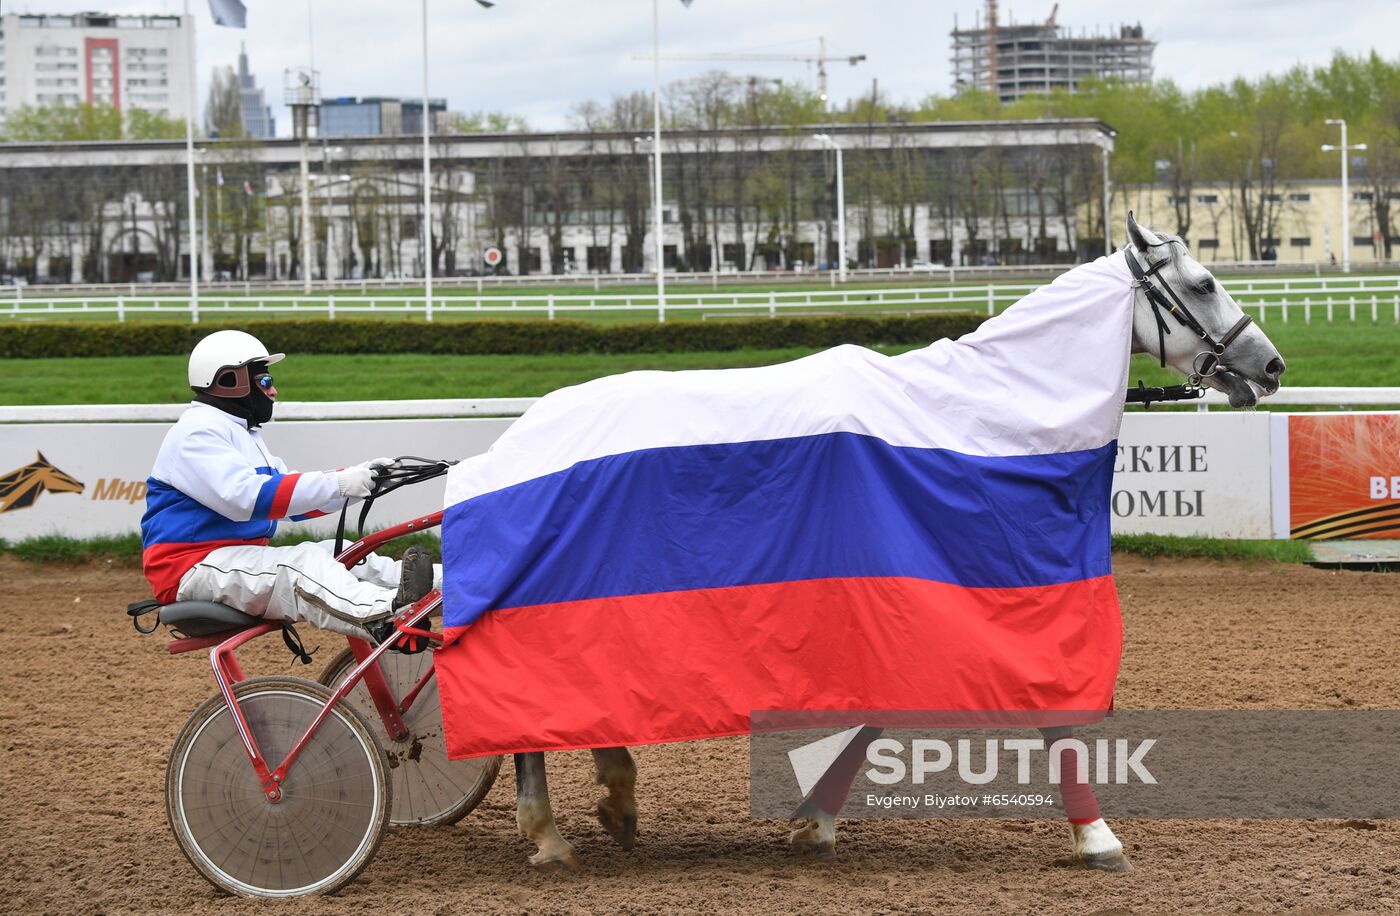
[1290,414,1400,539]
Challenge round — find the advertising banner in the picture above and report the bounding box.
[1111,412,1274,538]
[1285,412,1400,540]
[0,417,515,541]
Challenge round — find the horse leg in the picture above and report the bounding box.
[788,810,837,857]
[788,726,882,858]
[592,746,638,850]
[514,751,580,872]
[1039,726,1131,874]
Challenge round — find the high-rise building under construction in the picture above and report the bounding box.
[950,2,1154,102]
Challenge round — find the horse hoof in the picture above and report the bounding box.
[529,847,582,874]
[787,822,835,858]
[1078,850,1132,874]
[596,800,638,851]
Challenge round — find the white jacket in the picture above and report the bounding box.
[141,401,345,601]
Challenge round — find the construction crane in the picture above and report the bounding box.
[640,36,866,104]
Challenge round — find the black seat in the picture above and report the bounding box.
[160,601,261,636]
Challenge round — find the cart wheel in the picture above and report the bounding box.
[319,647,501,827]
[166,676,390,898]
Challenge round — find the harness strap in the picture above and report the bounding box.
[1126,246,1252,372]
[280,622,316,666]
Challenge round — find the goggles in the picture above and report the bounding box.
[254,372,275,391]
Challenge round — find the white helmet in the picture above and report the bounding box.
[188,330,285,393]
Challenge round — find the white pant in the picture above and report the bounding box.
[176,539,436,639]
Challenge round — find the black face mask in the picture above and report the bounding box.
[194,360,275,428]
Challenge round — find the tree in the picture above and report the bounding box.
[205,65,244,138]
[442,111,529,133]
[1,102,183,141]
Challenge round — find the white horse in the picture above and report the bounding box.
[507,214,1285,875]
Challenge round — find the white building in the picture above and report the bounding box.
[0,11,194,130]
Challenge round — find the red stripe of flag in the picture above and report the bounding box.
[436,574,1121,759]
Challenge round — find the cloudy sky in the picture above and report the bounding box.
[14,0,1398,130]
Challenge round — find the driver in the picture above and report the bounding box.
[140,329,434,642]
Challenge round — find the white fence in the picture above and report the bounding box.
[5,257,1377,302]
[6,276,1400,324]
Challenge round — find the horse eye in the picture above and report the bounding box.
[1194,279,1216,295]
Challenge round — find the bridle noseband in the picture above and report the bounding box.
[1125,242,1254,388]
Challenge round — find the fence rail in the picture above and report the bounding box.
[6,276,1400,324]
[3,388,1398,424]
[7,258,1400,302]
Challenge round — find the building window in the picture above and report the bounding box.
[1167,195,1189,205]
[586,246,611,272]
[1353,191,1374,202]
[521,247,542,273]
[722,243,746,267]
[1354,236,1375,247]
[1196,239,1220,249]
[400,217,417,240]
[1263,193,1282,203]
[1261,237,1281,247]
[1289,237,1311,248]
[1195,194,1219,205]
[1288,192,1311,202]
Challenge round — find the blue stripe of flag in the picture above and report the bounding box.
[442,432,1114,630]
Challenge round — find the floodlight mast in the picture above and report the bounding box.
[813,133,846,283]
[1322,118,1368,274]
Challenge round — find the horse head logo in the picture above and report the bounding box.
[0,452,86,513]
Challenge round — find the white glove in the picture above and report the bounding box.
[335,465,375,499]
[359,456,395,471]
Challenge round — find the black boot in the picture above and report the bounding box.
[365,546,435,653]
[395,545,435,610]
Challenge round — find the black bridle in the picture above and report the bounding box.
[1125,241,1255,386]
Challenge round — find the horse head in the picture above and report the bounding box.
[1125,213,1285,408]
[33,452,86,494]
[0,452,85,513]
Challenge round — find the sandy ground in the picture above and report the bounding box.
[1,554,1398,915]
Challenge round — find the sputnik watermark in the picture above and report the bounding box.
[751,710,1400,820]
[785,728,1156,798]
[863,737,1157,785]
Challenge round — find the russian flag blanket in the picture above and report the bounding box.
[437,251,1135,758]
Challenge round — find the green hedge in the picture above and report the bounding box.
[0,314,985,359]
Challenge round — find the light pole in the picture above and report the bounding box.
[1102,133,1115,257]
[322,145,343,280]
[1322,118,1367,273]
[198,151,211,283]
[650,0,666,321]
[814,133,846,282]
[181,0,198,311]
[421,0,434,318]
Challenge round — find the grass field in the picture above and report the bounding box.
[0,314,1395,405]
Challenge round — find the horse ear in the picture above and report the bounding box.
[1126,211,1162,252]
[35,450,48,464]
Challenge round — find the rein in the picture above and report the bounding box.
[333,456,457,557]
[1125,243,1254,390]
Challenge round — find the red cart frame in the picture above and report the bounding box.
[165,509,446,804]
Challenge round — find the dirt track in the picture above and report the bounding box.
[1,554,1398,914]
